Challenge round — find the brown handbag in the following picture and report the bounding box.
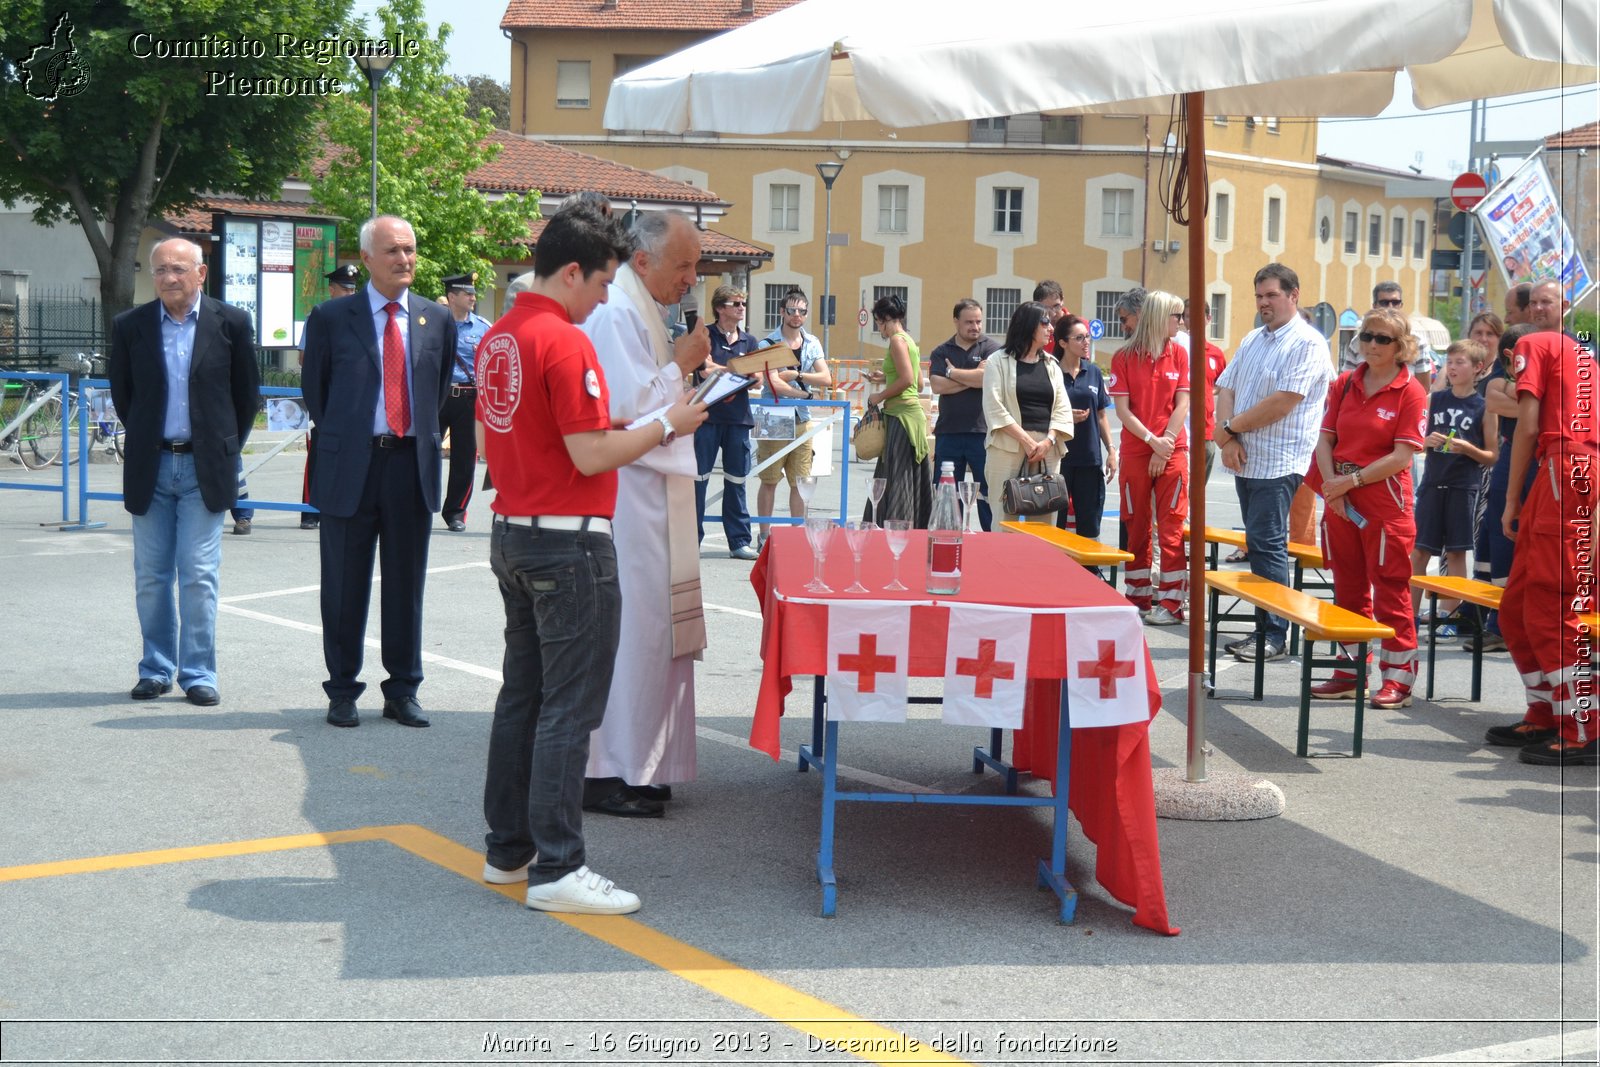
[1002,458,1068,516]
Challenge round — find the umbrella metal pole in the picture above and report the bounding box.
[1185,92,1209,783]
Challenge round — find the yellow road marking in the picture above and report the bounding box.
[2,825,970,1066]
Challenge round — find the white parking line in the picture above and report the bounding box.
[220,561,489,604]
[1376,1027,1597,1065]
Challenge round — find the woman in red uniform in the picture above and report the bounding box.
[1311,307,1429,709]
[1108,289,1190,623]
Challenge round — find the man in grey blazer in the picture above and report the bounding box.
[109,237,260,707]
[301,215,456,728]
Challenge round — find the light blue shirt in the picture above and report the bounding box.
[452,311,491,383]
[760,327,826,423]
[1216,314,1332,480]
[368,285,414,436]
[159,294,201,441]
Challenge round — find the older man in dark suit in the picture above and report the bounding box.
[301,215,455,728]
[109,237,260,707]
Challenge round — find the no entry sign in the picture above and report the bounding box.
[1451,172,1488,211]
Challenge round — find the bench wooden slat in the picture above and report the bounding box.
[1183,523,1325,569]
[1409,575,1503,609]
[1581,612,1600,636]
[1205,571,1393,642]
[1000,521,1134,565]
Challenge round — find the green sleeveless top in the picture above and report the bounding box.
[880,331,930,463]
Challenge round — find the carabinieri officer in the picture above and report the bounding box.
[441,271,491,531]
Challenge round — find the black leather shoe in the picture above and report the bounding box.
[446,518,466,532]
[300,516,320,530]
[382,695,430,728]
[326,698,359,728]
[130,678,172,700]
[631,784,672,802]
[185,685,220,707]
[583,779,664,818]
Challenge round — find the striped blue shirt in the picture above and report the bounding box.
[1215,315,1331,480]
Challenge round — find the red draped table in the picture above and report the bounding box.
[749,528,1177,933]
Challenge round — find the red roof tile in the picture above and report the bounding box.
[501,0,800,31]
[472,134,724,205]
[1546,120,1600,149]
[164,197,334,234]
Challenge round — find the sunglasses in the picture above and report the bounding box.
[785,307,808,315]
[722,300,747,307]
[1358,331,1398,345]
[1374,298,1403,308]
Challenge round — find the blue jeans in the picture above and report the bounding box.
[1058,463,1107,540]
[483,521,621,887]
[1235,473,1301,643]
[694,422,753,548]
[934,432,991,530]
[131,451,224,688]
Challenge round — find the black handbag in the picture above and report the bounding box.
[1002,458,1068,516]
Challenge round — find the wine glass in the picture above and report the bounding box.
[883,519,912,591]
[958,479,979,533]
[803,516,834,593]
[869,477,887,523]
[843,520,871,593]
[797,475,818,514]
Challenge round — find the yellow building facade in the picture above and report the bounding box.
[502,6,1439,360]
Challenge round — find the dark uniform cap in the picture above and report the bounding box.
[443,272,478,293]
[326,264,361,287]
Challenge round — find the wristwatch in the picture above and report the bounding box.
[654,411,676,446]
[1220,419,1234,441]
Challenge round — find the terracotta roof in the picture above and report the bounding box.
[163,197,335,234]
[520,218,770,260]
[501,0,800,31]
[473,134,724,205]
[1546,120,1600,149]
[1317,155,1447,183]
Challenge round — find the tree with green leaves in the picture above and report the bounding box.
[0,1,354,333]
[455,75,510,130]
[311,0,537,298]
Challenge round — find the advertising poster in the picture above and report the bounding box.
[294,222,339,334]
[221,219,260,333]
[258,220,297,348]
[1473,154,1595,307]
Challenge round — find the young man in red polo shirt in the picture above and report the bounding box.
[1490,329,1600,766]
[476,206,708,913]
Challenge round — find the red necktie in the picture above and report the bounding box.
[382,301,410,436]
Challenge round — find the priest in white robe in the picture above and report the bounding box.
[580,211,712,817]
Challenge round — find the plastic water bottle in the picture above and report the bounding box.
[926,461,962,595]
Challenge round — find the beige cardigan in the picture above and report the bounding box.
[981,352,1075,454]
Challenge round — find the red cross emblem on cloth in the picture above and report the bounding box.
[1079,639,1136,699]
[954,638,1017,698]
[837,633,897,693]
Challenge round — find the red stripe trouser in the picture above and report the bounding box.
[1120,453,1188,612]
[1321,498,1418,690]
[1500,452,1598,743]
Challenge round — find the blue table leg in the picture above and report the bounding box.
[1035,681,1078,924]
[799,675,825,772]
[816,717,840,917]
[972,726,1020,792]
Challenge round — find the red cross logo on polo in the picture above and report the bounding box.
[1080,640,1136,699]
[825,604,912,722]
[955,639,1015,698]
[943,606,1030,729]
[476,334,522,432]
[837,634,896,692]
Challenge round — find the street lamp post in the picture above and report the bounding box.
[815,161,844,357]
[354,53,397,219]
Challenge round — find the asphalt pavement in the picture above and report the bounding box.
[0,440,1595,1066]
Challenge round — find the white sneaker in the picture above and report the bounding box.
[483,859,532,884]
[1146,606,1184,626]
[524,866,641,915]
[729,544,760,560]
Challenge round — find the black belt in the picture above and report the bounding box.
[450,383,476,397]
[373,434,415,449]
[160,440,193,453]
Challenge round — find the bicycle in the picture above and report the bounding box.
[0,370,66,470]
[55,353,124,464]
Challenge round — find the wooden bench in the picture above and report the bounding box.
[1000,520,1134,584]
[1185,524,1331,653]
[1409,575,1504,702]
[1205,570,1395,758]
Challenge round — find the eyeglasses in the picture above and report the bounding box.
[785,307,808,315]
[1067,333,1090,343]
[1375,298,1403,308]
[153,265,194,278]
[1358,331,1398,345]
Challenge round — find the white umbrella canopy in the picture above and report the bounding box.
[604,0,1596,134]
